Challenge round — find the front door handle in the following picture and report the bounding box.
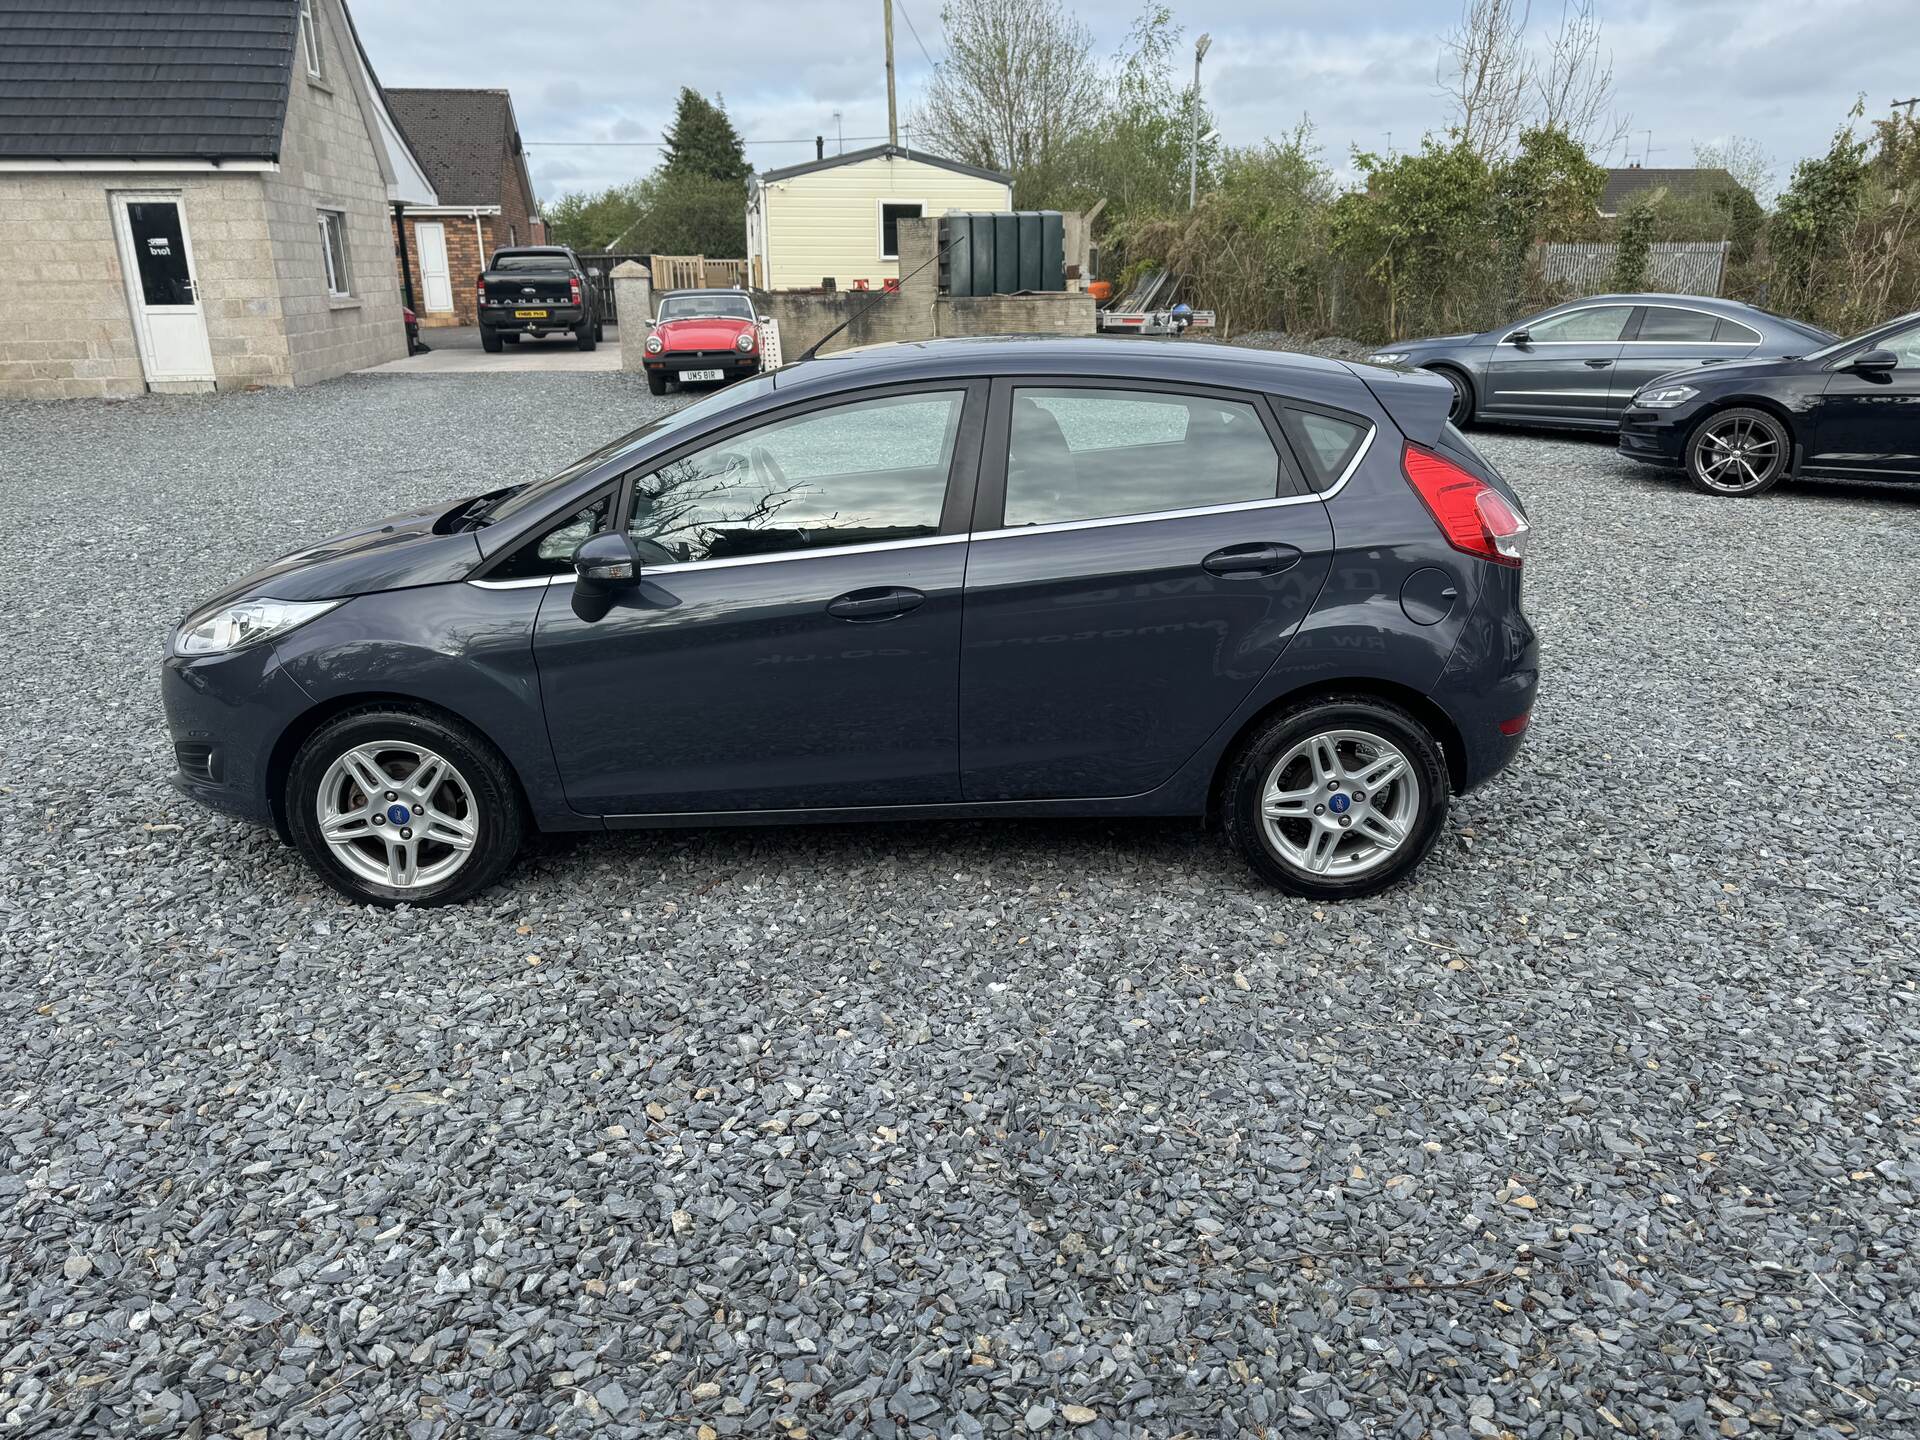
[1584,358,1613,368]
[827,586,925,621]
[1202,542,1301,577]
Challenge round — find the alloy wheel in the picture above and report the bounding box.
[314,741,479,891]
[1695,415,1783,493]
[1259,728,1421,879]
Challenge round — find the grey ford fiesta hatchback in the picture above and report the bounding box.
[163,338,1540,907]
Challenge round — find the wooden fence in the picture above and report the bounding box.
[1534,240,1730,297]
[649,255,750,293]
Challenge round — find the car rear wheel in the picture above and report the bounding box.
[595,318,605,342]
[647,371,667,396]
[479,326,502,353]
[287,707,523,907]
[500,331,520,346]
[1431,367,1474,428]
[1686,407,1789,496]
[576,322,597,351]
[1223,697,1450,899]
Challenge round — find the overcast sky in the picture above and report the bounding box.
[355,0,1912,206]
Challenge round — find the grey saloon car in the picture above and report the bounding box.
[1367,295,1835,431]
[163,338,1538,908]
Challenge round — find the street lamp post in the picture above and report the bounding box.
[1189,32,1211,209]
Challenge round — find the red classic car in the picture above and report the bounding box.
[642,289,763,395]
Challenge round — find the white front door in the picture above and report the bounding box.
[415,222,453,313]
[113,194,214,384]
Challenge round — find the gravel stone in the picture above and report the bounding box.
[1,371,1916,1438]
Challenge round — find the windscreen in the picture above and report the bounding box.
[657,293,755,323]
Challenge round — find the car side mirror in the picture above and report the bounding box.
[1849,347,1898,375]
[573,532,641,589]
[1507,329,1531,346]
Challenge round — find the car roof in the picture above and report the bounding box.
[660,289,753,300]
[773,335,1356,390]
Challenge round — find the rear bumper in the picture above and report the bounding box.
[1617,407,1690,467]
[1429,570,1539,794]
[482,305,586,332]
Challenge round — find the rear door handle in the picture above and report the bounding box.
[1202,542,1301,577]
[826,586,925,621]
[1584,358,1613,368]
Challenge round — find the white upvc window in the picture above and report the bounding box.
[318,210,351,296]
[299,0,323,78]
[878,200,925,261]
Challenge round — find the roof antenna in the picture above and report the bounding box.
[795,233,964,363]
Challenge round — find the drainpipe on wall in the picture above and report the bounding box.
[392,202,417,313]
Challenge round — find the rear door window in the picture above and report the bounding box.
[1636,307,1721,343]
[1000,387,1287,528]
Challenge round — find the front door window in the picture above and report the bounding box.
[126,202,194,306]
[627,391,965,564]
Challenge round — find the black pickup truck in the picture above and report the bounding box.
[477,246,603,352]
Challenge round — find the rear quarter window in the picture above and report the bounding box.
[1283,407,1371,491]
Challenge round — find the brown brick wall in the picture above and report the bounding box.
[394,212,504,327]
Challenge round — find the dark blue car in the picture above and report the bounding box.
[163,339,1539,906]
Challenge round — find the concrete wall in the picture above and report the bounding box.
[756,153,1011,291]
[750,217,1091,359]
[259,0,407,385]
[0,171,290,399]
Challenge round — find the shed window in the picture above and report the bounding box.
[879,202,923,260]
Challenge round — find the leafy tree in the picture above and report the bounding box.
[660,88,750,184]
[543,182,649,252]
[542,171,744,258]
[1332,139,1499,339]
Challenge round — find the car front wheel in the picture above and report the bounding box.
[647,371,667,396]
[1223,697,1450,899]
[287,706,523,907]
[1686,407,1789,496]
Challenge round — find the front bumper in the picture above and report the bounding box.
[645,352,761,380]
[482,305,585,332]
[161,641,314,828]
[1617,406,1691,467]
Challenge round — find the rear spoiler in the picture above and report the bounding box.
[1342,361,1453,449]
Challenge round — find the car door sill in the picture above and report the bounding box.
[600,794,1198,828]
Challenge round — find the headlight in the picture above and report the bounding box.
[1368,352,1411,365]
[1633,384,1698,409]
[174,597,340,657]
[735,332,757,352]
[644,334,664,354]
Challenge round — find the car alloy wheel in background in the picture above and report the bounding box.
[1686,407,1790,497]
[1437,368,1473,428]
[1224,697,1451,898]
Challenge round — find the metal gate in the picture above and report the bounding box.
[580,254,649,323]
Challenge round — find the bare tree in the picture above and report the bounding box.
[1535,0,1629,160]
[1694,136,1775,200]
[1439,0,1535,159]
[909,0,1105,175]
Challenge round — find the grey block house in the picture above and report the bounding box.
[0,0,436,398]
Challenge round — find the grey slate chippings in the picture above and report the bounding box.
[0,370,1916,1439]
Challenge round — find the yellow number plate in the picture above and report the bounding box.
[513,308,548,319]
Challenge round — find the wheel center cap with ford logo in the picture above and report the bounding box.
[387,803,412,826]
[1328,792,1352,815]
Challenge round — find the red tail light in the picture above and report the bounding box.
[1401,443,1530,567]
[475,278,485,312]
[570,276,583,306]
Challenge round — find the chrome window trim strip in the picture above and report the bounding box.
[1499,300,1759,347]
[466,422,1377,588]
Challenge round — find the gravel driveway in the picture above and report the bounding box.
[2,372,1916,1438]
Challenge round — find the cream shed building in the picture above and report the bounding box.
[746,144,1013,292]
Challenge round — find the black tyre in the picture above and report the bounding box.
[500,331,521,346]
[595,318,606,342]
[1685,407,1789,496]
[647,371,667,396]
[286,706,524,907]
[1431,366,1473,428]
[479,326,503,353]
[1222,696,1450,899]
[576,323,597,351]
